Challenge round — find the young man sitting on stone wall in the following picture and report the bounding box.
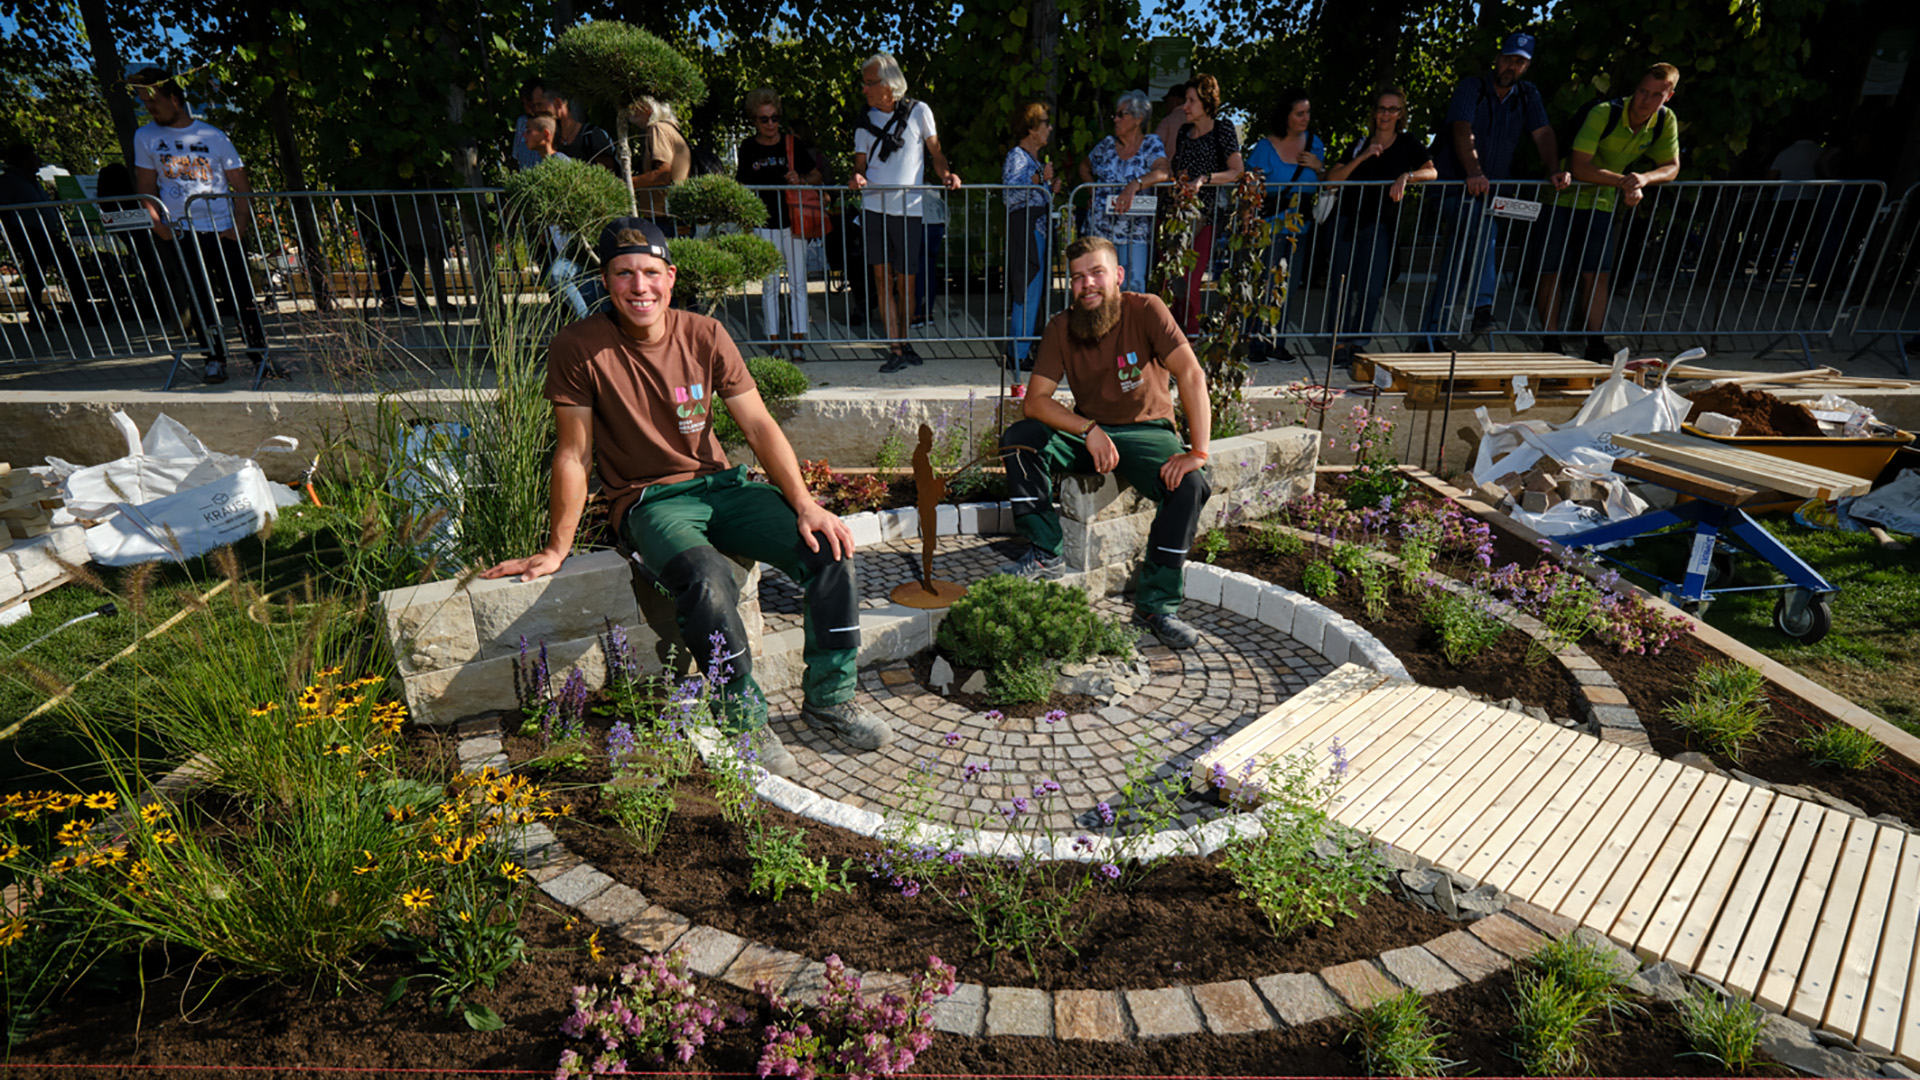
[996,235,1213,650]
[482,217,891,776]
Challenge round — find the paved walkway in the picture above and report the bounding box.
[756,533,1336,832]
[1228,668,1920,1064]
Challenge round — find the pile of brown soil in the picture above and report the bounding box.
[1684,383,1824,437]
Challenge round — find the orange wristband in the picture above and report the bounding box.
[1189,449,1209,461]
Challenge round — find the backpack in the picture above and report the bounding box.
[1554,97,1670,168]
[856,99,918,163]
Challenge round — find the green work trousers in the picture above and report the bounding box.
[622,466,860,730]
[1000,417,1212,615]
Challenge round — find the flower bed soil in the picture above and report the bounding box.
[13,892,1734,1079]
[509,722,1459,991]
[1213,486,1920,825]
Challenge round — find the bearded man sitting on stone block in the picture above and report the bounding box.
[995,235,1213,650]
[481,217,892,777]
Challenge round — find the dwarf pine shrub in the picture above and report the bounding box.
[935,576,1134,700]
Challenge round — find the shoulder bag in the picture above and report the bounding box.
[782,135,832,238]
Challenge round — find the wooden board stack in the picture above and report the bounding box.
[0,465,63,551]
[1351,352,1616,405]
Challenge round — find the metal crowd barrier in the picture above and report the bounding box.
[1067,177,1891,367]
[718,183,1057,360]
[1846,182,1920,374]
[0,193,203,378]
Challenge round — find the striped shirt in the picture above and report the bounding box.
[1432,73,1549,182]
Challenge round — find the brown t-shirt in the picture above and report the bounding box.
[544,307,755,522]
[1031,292,1185,425]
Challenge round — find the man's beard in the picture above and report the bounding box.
[1068,285,1123,343]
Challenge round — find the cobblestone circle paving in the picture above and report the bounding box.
[757,534,1338,833]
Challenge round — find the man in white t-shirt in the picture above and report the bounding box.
[849,53,960,374]
[129,67,270,385]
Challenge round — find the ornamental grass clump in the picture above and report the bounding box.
[935,576,1135,704]
[1509,935,1639,1076]
[1218,741,1391,938]
[556,951,748,1075]
[1798,723,1885,770]
[756,953,958,1079]
[1663,661,1772,763]
[1677,986,1767,1073]
[1350,989,1461,1077]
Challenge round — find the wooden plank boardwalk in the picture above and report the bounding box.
[1196,664,1920,1065]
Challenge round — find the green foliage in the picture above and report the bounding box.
[1219,748,1389,939]
[1252,522,1305,557]
[384,857,529,1031]
[1797,723,1886,771]
[667,234,782,311]
[1510,935,1638,1076]
[0,56,119,172]
[1424,591,1507,667]
[745,824,853,904]
[503,158,635,240]
[1350,990,1460,1078]
[1398,537,1437,594]
[603,772,676,855]
[1186,176,1280,439]
[990,655,1058,705]
[936,575,1136,674]
[1663,661,1771,763]
[1301,560,1338,598]
[1677,988,1766,1074]
[547,20,706,116]
[711,354,810,446]
[1197,528,1229,564]
[666,174,768,229]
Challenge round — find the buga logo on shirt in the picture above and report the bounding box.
[1115,351,1144,394]
[673,383,709,433]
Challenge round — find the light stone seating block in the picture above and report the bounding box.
[843,511,885,547]
[1290,603,1330,657]
[1183,562,1225,607]
[1218,571,1265,618]
[1256,585,1298,635]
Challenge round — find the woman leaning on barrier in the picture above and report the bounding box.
[736,86,824,362]
[1241,86,1326,365]
[1079,90,1170,294]
[1166,73,1244,335]
[1324,85,1436,371]
[1002,101,1062,373]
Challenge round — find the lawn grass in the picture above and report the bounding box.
[1596,513,1920,735]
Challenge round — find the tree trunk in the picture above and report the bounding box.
[615,112,639,217]
[77,0,137,165]
[1030,0,1061,106]
[268,82,338,311]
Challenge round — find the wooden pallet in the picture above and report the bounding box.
[1196,664,1920,1066]
[1351,352,1616,405]
[1610,432,1874,501]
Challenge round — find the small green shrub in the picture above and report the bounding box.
[501,156,634,240]
[603,771,675,854]
[991,655,1057,704]
[1252,522,1305,557]
[707,230,784,280]
[1219,748,1390,938]
[1350,989,1459,1077]
[546,21,706,118]
[1510,935,1638,1076]
[1663,661,1771,763]
[746,824,852,903]
[1302,561,1339,597]
[666,175,768,229]
[1355,560,1391,621]
[1330,541,1371,575]
[1798,723,1886,770]
[668,234,784,311]
[937,575,1134,673]
[1197,528,1229,564]
[1424,591,1507,667]
[1676,988,1766,1073]
[1397,537,1436,593]
[711,355,810,446]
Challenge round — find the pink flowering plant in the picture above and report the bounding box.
[1338,402,1408,509]
[755,953,957,1080]
[554,950,748,1076]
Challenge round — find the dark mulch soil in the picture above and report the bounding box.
[512,722,1459,992]
[905,649,1101,719]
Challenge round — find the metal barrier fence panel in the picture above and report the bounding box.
[715,183,1056,363]
[1847,182,1920,374]
[1067,178,1890,365]
[0,193,200,375]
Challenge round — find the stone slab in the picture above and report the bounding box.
[932,982,986,1036]
[380,583,478,676]
[1183,562,1225,607]
[719,942,810,993]
[1425,929,1510,982]
[1379,946,1466,995]
[616,903,691,953]
[1218,570,1264,618]
[1053,989,1128,1042]
[1469,913,1549,960]
[574,882,647,928]
[1505,898,1578,939]
[1191,979,1276,1034]
[1125,986,1203,1038]
[1254,973,1345,1027]
[463,550,643,661]
[670,924,748,978]
[1321,959,1399,1011]
[985,986,1053,1037]
[539,863,613,907]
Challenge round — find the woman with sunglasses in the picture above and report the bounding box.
[736,86,824,360]
[1325,86,1436,371]
[1242,87,1324,364]
[1078,89,1170,292]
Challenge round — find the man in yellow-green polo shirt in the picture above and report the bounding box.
[1536,63,1681,362]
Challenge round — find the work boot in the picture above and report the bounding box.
[203,358,228,384]
[741,725,798,779]
[997,546,1066,580]
[802,700,894,750]
[1470,306,1498,333]
[1132,610,1201,650]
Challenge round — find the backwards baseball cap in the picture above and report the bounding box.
[1499,32,1537,59]
[596,216,674,265]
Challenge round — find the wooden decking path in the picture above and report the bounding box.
[1197,664,1920,1064]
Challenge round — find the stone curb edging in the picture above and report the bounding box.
[454,717,1565,1045]
[1255,519,1645,747]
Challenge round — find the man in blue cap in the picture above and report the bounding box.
[1420,33,1570,350]
[482,217,892,777]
